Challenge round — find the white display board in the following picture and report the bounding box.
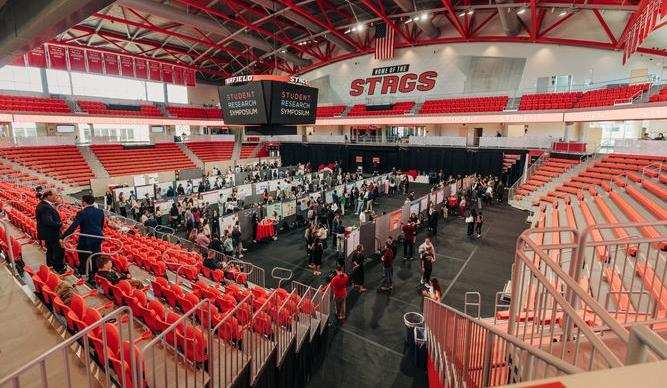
[255,181,270,195]
[157,200,174,213]
[202,189,221,204]
[325,190,334,204]
[147,173,159,184]
[219,187,233,202]
[282,200,297,217]
[113,187,134,201]
[135,184,154,199]
[133,175,146,186]
[236,184,253,199]
[420,196,429,212]
[410,202,420,217]
[415,175,430,184]
[436,190,445,204]
[346,228,360,258]
[219,214,238,235]
[268,179,283,192]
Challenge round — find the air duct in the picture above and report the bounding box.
[494,0,523,36]
[116,0,310,67]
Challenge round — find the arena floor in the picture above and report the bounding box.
[243,185,529,388]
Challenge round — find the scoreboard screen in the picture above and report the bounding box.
[269,82,318,125]
[221,75,318,126]
[220,81,268,125]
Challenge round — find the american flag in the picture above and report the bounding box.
[374,22,395,60]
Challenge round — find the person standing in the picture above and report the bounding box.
[311,239,323,276]
[35,190,65,274]
[428,206,439,242]
[466,209,476,238]
[350,244,366,292]
[379,242,395,291]
[402,221,416,260]
[475,211,484,238]
[62,195,105,280]
[419,238,435,285]
[330,264,350,321]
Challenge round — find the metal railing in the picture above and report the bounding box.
[424,298,582,388]
[0,307,135,388]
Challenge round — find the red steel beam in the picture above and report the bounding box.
[441,0,466,37]
[276,0,363,50]
[173,0,324,60]
[530,0,538,40]
[472,10,497,36]
[539,11,575,36]
[593,9,618,45]
[359,0,413,44]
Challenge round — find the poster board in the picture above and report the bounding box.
[325,190,334,204]
[236,184,253,200]
[436,190,445,204]
[389,209,402,231]
[135,184,154,199]
[268,179,282,192]
[156,200,173,213]
[113,187,134,201]
[409,201,420,217]
[219,214,238,236]
[346,228,360,258]
[202,190,221,204]
[264,203,283,219]
[219,187,233,202]
[255,181,270,195]
[420,196,429,212]
[282,200,297,218]
[133,175,146,186]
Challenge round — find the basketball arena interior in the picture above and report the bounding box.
[0,0,666,387]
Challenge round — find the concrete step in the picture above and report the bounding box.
[177,142,204,169]
[78,145,109,178]
[613,182,667,234]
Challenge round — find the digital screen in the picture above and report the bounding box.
[220,82,268,125]
[269,82,318,125]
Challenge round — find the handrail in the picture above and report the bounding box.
[423,298,583,377]
[625,325,667,365]
[0,306,134,388]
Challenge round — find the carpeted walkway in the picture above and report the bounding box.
[242,189,529,388]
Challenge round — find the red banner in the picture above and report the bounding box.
[103,53,119,75]
[27,45,47,68]
[86,50,103,74]
[161,64,173,83]
[148,61,161,81]
[134,58,148,79]
[119,56,134,77]
[67,47,86,72]
[184,69,196,86]
[173,66,184,85]
[47,45,67,70]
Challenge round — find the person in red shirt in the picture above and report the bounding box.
[330,264,350,320]
[379,242,395,291]
[402,221,416,260]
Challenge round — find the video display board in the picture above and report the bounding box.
[269,81,318,125]
[220,81,268,125]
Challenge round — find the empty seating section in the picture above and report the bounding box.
[649,85,667,102]
[574,83,650,108]
[78,100,162,117]
[419,96,508,114]
[185,141,234,162]
[239,143,268,159]
[91,143,195,175]
[0,94,71,113]
[167,106,223,119]
[316,105,346,117]
[514,157,580,200]
[348,102,414,116]
[502,153,521,173]
[0,145,94,186]
[519,92,582,111]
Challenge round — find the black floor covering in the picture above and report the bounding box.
[242,186,529,388]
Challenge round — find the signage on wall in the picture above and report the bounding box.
[349,64,437,96]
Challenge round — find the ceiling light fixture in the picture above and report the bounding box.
[467,9,474,15]
[356,23,365,32]
[420,12,429,21]
[517,8,526,15]
[559,10,567,17]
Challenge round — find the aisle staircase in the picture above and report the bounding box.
[78,145,109,178]
[177,142,204,168]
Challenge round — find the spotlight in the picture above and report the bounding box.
[559,10,567,17]
[458,12,465,17]
[420,12,429,21]
[517,8,526,15]
[467,9,474,15]
[356,23,365,31]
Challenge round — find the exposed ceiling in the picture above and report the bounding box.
[7,0,667,84]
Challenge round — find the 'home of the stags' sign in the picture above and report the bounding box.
[349,64,437,96]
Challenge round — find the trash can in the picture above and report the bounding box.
[413,326,427,368]
[403,312,424,349]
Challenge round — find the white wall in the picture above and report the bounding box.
[302,42,665,104]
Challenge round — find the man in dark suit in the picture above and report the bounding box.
[62,195,105,280]
[35,190,65,273]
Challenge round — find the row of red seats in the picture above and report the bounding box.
[91,143,195,176]
[167,106,223,119]
[316,105,346,117]
[0,94,71,113]
[78,100,162,117]
[185,141,234,162]
[574,83,650,108]
[649,85,667,102]
[347,101,415,116]
[519,92,582,111]
[419,96,508,114]
[514,157,580,200]
[0,145,95,186]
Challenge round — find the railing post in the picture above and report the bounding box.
[462,319,472,377]
[481,331,495,387]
